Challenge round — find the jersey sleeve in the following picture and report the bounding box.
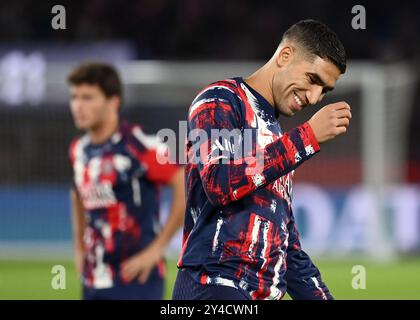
[188,89,320,207]
[129,126,180,185]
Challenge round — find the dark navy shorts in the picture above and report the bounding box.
[172,268,250,300]
[83,277,164,300]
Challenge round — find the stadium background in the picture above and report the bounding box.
[0,0,419,299]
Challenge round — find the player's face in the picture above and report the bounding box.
[273,55,341,117]
[69,84,113,130]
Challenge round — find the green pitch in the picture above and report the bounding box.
[0,258,419,300]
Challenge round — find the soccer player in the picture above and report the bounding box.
[173,20,351,300]
[68,62,185,300]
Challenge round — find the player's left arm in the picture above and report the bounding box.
[285,213,333,300]
[121,133,185,283]
[150,167,185,262]
[121,166,185,284]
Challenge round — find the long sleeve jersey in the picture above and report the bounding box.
[177,77,323,300]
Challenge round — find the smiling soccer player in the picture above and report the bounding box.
[173,20,351,300]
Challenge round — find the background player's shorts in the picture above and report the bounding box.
[172,268,251,300]
[83,275,164,300]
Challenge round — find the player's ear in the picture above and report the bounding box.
[276,45,294,68]
[108,95,121,111]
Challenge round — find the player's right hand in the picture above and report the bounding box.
[307,101,352,144]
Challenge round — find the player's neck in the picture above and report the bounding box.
[244,64,275,108]
[88,116,119,145]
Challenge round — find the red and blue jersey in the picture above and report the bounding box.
[69,122,178,289]
[177,78,328,300]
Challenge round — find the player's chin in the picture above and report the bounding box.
[276,105,293,117]
[282,106,296,117]
[74,120,90,130]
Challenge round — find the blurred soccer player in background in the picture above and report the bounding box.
[68,62,185,300]
[173,20,351,300]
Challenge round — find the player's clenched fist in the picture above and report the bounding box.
[307,101,352,144]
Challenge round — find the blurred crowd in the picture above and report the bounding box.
[0,0,418,61]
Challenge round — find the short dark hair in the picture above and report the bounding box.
[282,19,347,74]
[67,62,123,98]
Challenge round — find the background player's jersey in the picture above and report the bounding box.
[178,78,325,300]
[69,122,178,289]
